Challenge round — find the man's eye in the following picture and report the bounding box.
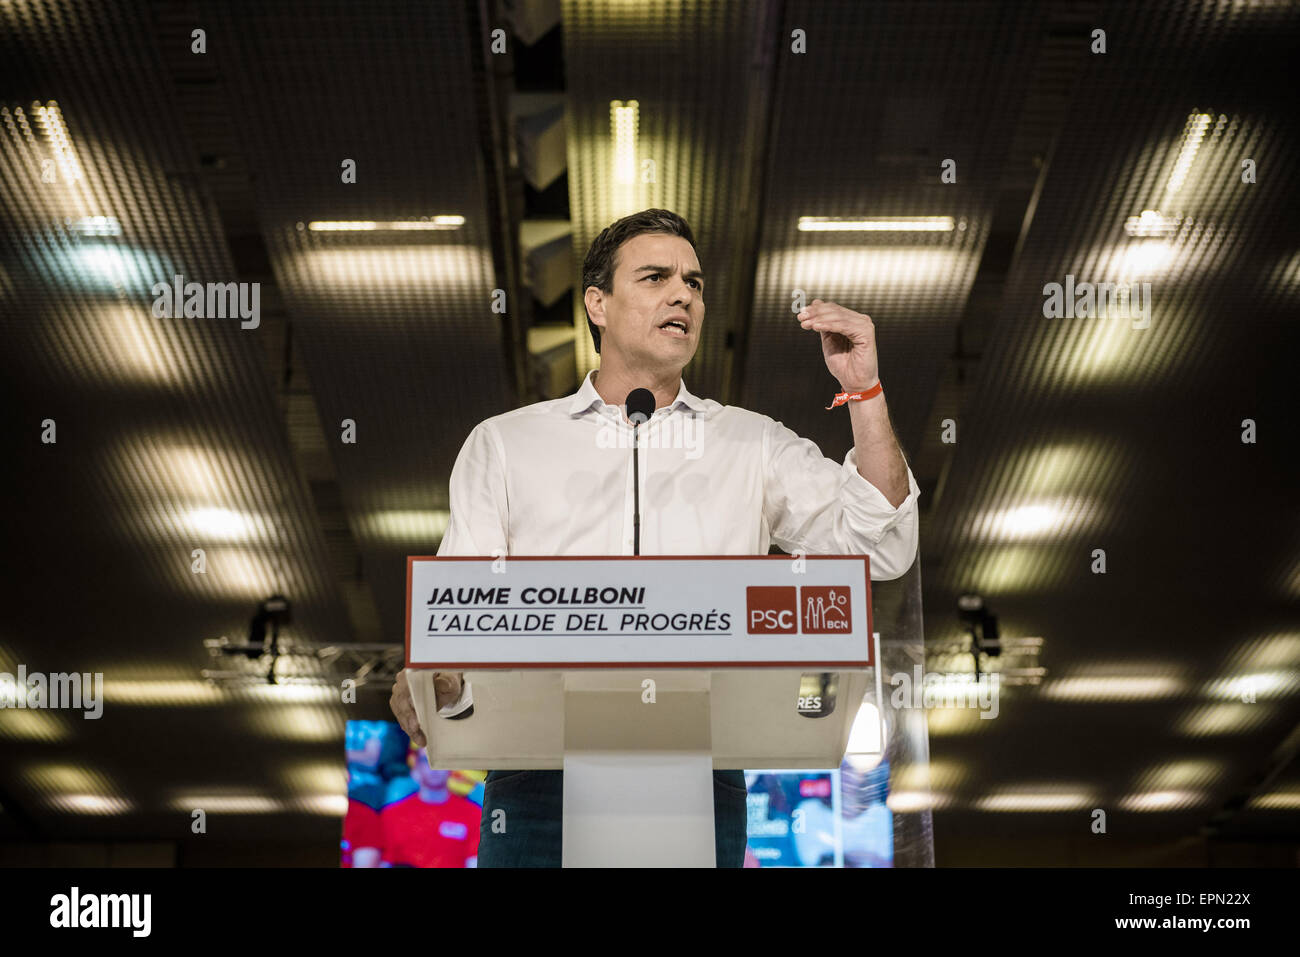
[645,274,701,290]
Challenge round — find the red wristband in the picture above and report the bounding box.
[825,382,883,409]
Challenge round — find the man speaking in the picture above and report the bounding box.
[390,208,920,867]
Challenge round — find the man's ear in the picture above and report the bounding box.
[584,286,606,331]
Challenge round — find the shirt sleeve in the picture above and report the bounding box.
[761,416,921,580]
[437,421,510,559]
[429,422,508,718]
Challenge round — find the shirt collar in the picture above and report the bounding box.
[567,369,710,417]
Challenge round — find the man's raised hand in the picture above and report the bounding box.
[796,299,880,391]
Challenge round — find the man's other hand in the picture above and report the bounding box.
[389,669,463,747]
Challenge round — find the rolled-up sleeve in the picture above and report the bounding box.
[761,416,921,580]
[428,422,511,718]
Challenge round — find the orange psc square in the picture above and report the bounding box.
[746,586,798,634]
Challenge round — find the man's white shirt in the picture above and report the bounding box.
[432,368,920,717]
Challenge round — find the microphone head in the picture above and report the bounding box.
[626,388,655,425]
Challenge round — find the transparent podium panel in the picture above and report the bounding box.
[866,557,935,868]
[750,557,933,869]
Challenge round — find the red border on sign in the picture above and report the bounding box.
[405,554,874,670]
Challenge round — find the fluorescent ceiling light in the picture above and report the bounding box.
[798,216,955,232]
[887,790,950,812]
[24,764,107,792]
[1203,671,1297,700]
[1123,209,1180,237]
[71,244,145,284]
[975,790,1093,812]
[1165,113,1212,196]
[46,794,132,815]
[1041,674,1185,701]
[1248,791,1300,810]
[31,101,83,183]
[925,706,986,736]
[244,704,345,742]
[286,245,492,292]
[293,794,349,816]
[762,246,978,292]
[106,680,225,706]
[1134,759,1223,790]
[1223,633,1300,669]
[48,305,191,387]
[185,506,262,542]
[170,795,281,814]
[991,504,1058,537]
[281,762,347,794]
[185,547,281,600]
[610,99,639,186]
[1177,702,1272,736]
[975,499,1096,542]
[68,215,121,236]
[894,760,966,792]
[306,216,464,231]
[0,709,69,742]
[1117,240,1175,277]
[357,509,450,542]
[238,682,341,704]
[1119,790,1206,812]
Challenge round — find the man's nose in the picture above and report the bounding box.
[668,277,694,305]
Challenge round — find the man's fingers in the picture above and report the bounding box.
[390,669,426,746]
[389,668,463,739]
[432,671,463,710]
[802,312,871,335]
[397,707,426,747]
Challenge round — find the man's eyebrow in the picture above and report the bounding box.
[633,265,705,282]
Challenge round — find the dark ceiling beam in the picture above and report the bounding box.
[910,4,1101,518]
[721,0,786,408]
[149,0,383,643]
[469,0,531,406]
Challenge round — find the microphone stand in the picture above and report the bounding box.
[625,388,654,555]
[632,418,641,556]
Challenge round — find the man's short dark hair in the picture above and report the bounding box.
[580,208,698,355]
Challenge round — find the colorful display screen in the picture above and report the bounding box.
[743,757,893,867]
[343,721,890,867]
[342,720,484,868]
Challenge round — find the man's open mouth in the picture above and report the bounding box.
[659,319,688,336]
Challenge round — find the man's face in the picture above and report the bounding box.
[587,232,704,372]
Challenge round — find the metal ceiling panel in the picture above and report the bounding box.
[199,0,510,640]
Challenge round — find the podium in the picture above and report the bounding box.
[405,555,884,867]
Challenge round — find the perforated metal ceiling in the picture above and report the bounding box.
[1,0,1296,857]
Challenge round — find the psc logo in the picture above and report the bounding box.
[746,586,798,633]
[747,585,852,634]
[802,586,851,633]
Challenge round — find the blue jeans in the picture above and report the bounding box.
[477,769,748,867]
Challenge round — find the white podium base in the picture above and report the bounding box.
[562,752,716,867]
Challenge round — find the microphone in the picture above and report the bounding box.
[625,389,655,555]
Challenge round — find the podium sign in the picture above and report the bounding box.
[406,555,873,670]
